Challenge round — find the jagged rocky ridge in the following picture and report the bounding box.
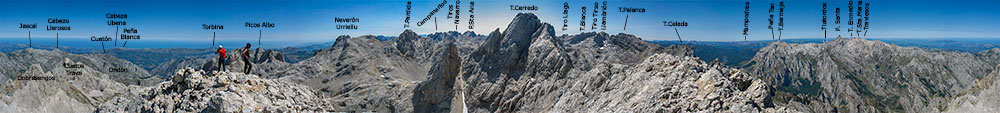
[427,31,487,55]
[745,37,1000,113]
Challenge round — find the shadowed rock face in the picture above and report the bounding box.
[745,37,1000,113]
[96,69,335,112]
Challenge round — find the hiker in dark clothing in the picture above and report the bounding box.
[216,45,227,72]
[242,43,253,74]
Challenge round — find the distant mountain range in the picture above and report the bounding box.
[650,38,1000,67]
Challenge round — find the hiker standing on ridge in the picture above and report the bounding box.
[242,43,253,74]
[215,45,227,72]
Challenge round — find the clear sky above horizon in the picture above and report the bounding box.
[2,0,998,48]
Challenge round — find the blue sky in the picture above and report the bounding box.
[2,0,998,48]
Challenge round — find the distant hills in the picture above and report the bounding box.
[3,12,1000,112]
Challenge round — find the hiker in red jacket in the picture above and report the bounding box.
[215,45,227,72]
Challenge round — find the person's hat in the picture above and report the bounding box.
[219,45,223,48]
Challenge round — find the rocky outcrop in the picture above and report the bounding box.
[745,37,999,113]
[943,64,1000,112]
[96,69,334,112]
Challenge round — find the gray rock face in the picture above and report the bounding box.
[257,13,698,112]
[745,37,1000,113]
[96,69,334,112]
[944,64,1000,112]
[150,56,211,78]
[8,12,931,113]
